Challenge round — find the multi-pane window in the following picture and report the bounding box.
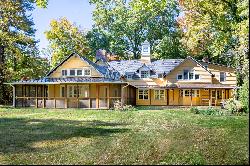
[138,89,149,100]
[62,70,67,76]
[141,70,150,78]
[61,68,91,76]
[179,70,199,80]
[189,70,194,80]
[127,74,133,79]
[195,74,200,80]
[179,90,183,97]
[181,90,200,97]
[68,85,77,97]
[217,90,222,99]
[177,74,183,80]
[84,69,91,76]
[220,72,226,82]
[69,69,75,76]
[77,69,82,76]
[67,85,89,97]
[154,90,165,100]
[183,70,189,80]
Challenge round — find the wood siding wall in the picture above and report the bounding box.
[49,55,102,78]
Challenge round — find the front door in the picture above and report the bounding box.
[99,86,108,108]
[211,90,216,106]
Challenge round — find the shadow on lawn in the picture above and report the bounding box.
[0,118,129,154]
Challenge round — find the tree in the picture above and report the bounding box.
[45,17,90,68]
[89,0,185,59]
[0,0,49,104]
[178,1,248,61]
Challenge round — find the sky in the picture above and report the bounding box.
[32,0,94,57]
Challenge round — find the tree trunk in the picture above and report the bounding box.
[0,45,7,104]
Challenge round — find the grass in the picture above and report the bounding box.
[0,107,248,165]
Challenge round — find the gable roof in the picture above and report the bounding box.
[46,52,106,77]
[164,56,214,77]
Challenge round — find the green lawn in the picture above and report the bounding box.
[0,107,248,165]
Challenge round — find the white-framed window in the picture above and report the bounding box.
[143,46,149,52]
[84,69,91,76]
[138,89,149,100]
[177,74,183,80]
[78,85,89,97]
[158,73,163,78]
[68,85,77,97]
[189,70,194,80]
[77,69,83,76]
[181,89,200,97]
[67,85,90,97]
[154,90,165,100]
[183,70,189,80]
[141,70,150,78]
[60,85,65,97]
[127,74,133,79]
[69,69,75,76]
[62,70,67,76]
[61,68,91,77]
[220,72,226,82]
[195,74,200,80]
[180,69,199,80]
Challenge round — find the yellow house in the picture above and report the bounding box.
[7,42,237,109]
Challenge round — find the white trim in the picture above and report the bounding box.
[138,89,149,100]
[154,89,165,100]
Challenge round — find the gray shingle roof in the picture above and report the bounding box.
[108,59,184,76]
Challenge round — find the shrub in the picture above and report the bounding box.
[239,79,249,113]
[190,107,230,116]
[224,98,244,114]
[190,107,199,114]
[113,100,137,111]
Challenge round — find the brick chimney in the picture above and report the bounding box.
[95,49,119,62]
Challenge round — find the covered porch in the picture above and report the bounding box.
[11,83,136,109]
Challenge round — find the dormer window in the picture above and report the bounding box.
[127,74,133,79]
[158,73,163,78]
[141,70,150,78]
